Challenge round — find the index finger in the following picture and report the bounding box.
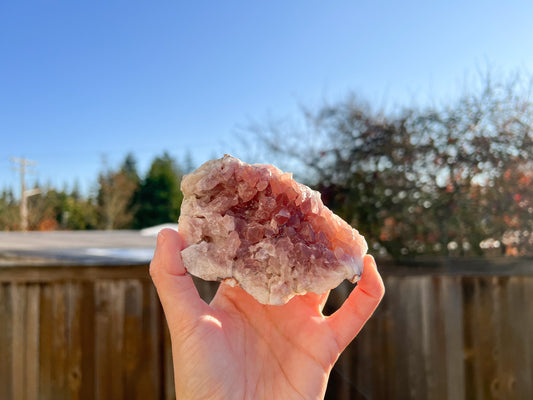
[326,255,385,351]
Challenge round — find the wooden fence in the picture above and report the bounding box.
[1,261,532,399]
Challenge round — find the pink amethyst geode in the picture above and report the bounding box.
[178,155,367,305]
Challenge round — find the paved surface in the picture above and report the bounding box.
[0,228,178,265]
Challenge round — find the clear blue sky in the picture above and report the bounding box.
[2,1,533,197]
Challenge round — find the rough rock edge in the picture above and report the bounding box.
[179,155,367,305]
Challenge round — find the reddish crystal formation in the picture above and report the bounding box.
[179,155,367,305]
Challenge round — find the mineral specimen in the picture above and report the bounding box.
[178,155,367,305]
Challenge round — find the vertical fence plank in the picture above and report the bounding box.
[512,276,533,398]
[39,283,53,400]
[66,282,83,400]
[0,283,13,400]
[52,283,68,400]
[25,284,40,400]
[123,280,143,400]
[420,277,447,400]
[79,281,96,400]
[379,276,398,400]
[406,277,428,399]
[387,276,411,400]
[442,275,465,400]
[470,277,500,400]
[462,276,477,399]
[95,280,126,400]
[1,264,532,400]
[490,277,508,400]
[95,280,111,400]
[526,277,533,395]
[373,278,391,400]
[111,281,126,400]
[492,277,519,400]
[143,281,163,399]
[12,284,27,400]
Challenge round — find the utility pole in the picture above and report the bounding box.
[11,157,41,231]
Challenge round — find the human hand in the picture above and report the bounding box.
[150,228,384,400]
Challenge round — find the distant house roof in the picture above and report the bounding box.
[140,223,179,237]
[0,230,160,266]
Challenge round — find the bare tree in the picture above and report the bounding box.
[245,71,533,259]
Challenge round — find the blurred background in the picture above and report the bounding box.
[1,1,532,399]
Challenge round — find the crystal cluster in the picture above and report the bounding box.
[178,155,367,305]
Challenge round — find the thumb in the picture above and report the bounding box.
[327,255,385,351]
[150,228,208,331]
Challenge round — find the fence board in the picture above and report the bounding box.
[386,276,411,400]
[463,276,478,399]
[95,280,125,399]
[371,290,388,400]
[52,283,68,400]
[0,284,13,400]
[442,275,465,400]
[38,283,53,400]
[65,282,84,400]
[526,278,533,392]
[122,280,144,400]
[380,278,397,400]
[420,277,445,400]
[12,284,27,400]
[79,281,96,400]
[408,277,429,398]
[25,284,40,400]
[527,278,533,394]
[512,276,532,398]
[1,263,532,400]
[143,281,163,398]
[478,277,501,400]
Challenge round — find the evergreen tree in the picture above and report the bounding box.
[133,152,183,228]
[0,189,19,230]
[121,152,141,183]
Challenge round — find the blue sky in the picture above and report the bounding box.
[2,1,533,196]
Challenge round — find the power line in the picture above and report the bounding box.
[10,157,41,231]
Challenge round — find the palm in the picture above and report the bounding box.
[176,286,339,399]
[151,229,384,400]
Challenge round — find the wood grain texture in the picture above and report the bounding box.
[0,283,14,400]
[0,264,532,400]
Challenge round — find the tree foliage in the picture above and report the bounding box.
[0,189,19,230]
[23,185,97,231]
[97,153,140,230]
[133,152,184,229]
[2,71,532,261]
[249,72,533,259]
[0,152,185,231]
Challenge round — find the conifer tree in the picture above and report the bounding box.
[133,152,183,228]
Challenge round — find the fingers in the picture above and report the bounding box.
[327,255,385,351]
[150,228,208,329]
